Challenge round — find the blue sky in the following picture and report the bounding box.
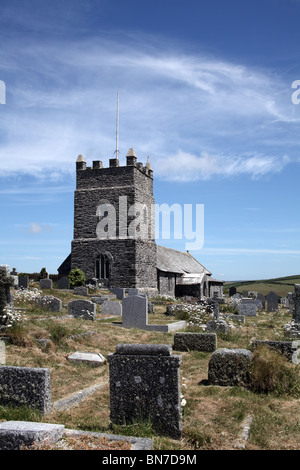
[1,0,300,281]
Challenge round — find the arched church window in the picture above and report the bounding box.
[95,254,111,279]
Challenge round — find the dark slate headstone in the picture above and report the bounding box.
[293,284,300,323]
[266,291,278,312]
[57,277,70,289]
[18,275,29,289]
[122,295,148,329]
[110,287,125,300]
[229,287,237,297]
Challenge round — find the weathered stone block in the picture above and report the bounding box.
[39,278,53,290]
[107,344,182,438]
[208,348,252,387]
[35,295,62,312]
[0,421,64,450]
[0,366,51,414]
[101,300,122,316]
[173,332,217,352]
[67,351,106,367]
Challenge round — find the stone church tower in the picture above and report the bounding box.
[69,149,157,293]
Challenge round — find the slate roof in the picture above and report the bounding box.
[156,245,211,275]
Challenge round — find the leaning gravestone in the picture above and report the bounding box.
[267,291,278,312]
[57,277,70,290]
[68,299,96,320]
[108,343,182,438]
[39,278,53,290]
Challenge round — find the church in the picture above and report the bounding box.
[58,148,223,298]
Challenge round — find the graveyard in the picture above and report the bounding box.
[1,269,300,450]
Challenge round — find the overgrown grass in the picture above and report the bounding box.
[1,287,300,450]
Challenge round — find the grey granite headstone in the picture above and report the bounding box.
[0,421,64,450]
[35,295,62,313]
[101,300,122,316]
[110,287,125,300]
[238,298,257,316]
[0,366,51,414]
[122,295,148,329]
[266,291,278,312]
[68,299,96,320]
[107,344,182,438]
[39,278,53,290]
[57,277,70,289]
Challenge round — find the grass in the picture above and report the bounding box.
[1,284,300,450]
[224,274,300,297]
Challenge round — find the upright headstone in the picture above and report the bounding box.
[128,288,140,296]
[107,344,182,438]
[229,287,237,297]
[101,300,122,316]
[39,278,53,290]
[238,298,257,317]
[73,286,89,296]
[257,293,265,309]
[122,295,148,329]
[57,277,70,290]
[110,287,125,300]
[0,265,14,327]
[68,299,96,320]
[266,291,278,312]
[293,284,300,323]
[18,275,29,289]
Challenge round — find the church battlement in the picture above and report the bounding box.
[75,148,153,180]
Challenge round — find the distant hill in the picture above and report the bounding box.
[224,274,300,297]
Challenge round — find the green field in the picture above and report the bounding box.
[224,274,300,297]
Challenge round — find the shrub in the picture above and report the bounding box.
[250,345,300,397]
[68,268,86,288]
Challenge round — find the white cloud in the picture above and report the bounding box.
[0,33,298,181]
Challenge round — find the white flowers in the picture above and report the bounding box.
[13,287,42,305]
[0,304,25,328]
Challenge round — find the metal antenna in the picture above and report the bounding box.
[115,90,119,159]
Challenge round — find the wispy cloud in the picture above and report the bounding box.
[0,32,298,181]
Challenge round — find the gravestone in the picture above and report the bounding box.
[0,421,65,450]
[68,299,96,320]
[173,332,217,352]
[293,284,300,323]
[18,275,29,289]
[118,295,186,332]
[266,291,278,312]
[67,351,106,367]
[208,348,252,387]
[101,300,122,316]
[238,298,257,317]
[229,287,237,297]
[110,287,125,300]
[254,299,263,311]
[57,277,70,289]
[73,286,89,296]
[205,294,229,333]
[128,288,140,296]
[257,293,265,309]
[39,278,53,290]
[107,344,182,438]
[35,296,62,313]
[0,265,14,327]
[0,366,51,414]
